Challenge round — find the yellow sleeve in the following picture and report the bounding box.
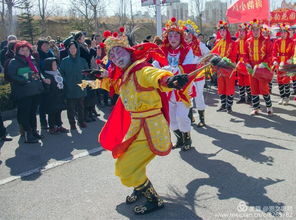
[135,66,173,92]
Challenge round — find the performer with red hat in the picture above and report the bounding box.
[211,20,236,113]
[180,19,210,127]
[245,19,273,115]
[98,27,189,214]
[272,24,294,105]
[152,17,197,151]
[234,23,252,104]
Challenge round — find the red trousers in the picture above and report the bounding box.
[237,73,250,86]
[218,76,235,95]
[277,71,290,84]
[250,76,270,95]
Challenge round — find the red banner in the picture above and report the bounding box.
[226,0,270,24]
[270,8,296,25]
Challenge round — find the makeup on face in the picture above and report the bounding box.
[219,29,227,38]
[184,32,193,44]
[109,46,131,69]
[168,31,181,49]
[252,28,260,38]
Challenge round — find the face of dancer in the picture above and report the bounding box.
[184,32,193,44]
[18,46,31,58]
[252,28,260,38]
[168,31,181,49]
[239,30,246,39]
[281,31,288,39]
[109,46,131,69]
[219,28,227,39]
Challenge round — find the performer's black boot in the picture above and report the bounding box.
[126,179,149,204]
[134,180,164,215]
[172,130,184,149]
[182,132,192,151]
[188,108,195,124]
[197,110,205,127]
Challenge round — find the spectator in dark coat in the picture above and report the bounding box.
[74,32,96,67]
[0,35,17,67]
[37,39,55,129]
[60,41,88,130]
[7,41,50,143]
[43,57,68,134]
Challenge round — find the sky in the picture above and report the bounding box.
[52,0,285,17]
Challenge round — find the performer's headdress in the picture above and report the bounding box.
[279,23,291,32]
[217,20,229,30]
[179,19,200,36]
[162,17,185,38]
[238,23,248,30]
[102,27,130,56]
[249,19,262,29]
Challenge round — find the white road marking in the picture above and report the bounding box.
[0,147,104,186]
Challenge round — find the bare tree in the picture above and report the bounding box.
[192,0,204,33]
[37,0,49,34]
[0,0,6,35]
[5,0,26,34]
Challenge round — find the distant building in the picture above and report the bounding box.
[166,2,189,21]
[204,0,227,25]
[281,0,296,10]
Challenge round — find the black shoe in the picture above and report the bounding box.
[227,108,233,114]
[246,96,252,104]
[126,180,150,204]
[292,91,296,95]
[197,110,205,127]
[188,108,195,124]
[172,130,183,149]
[217,106,227,112]
[24,132,38,143]
[236,98,246,104]
[0,136,12,142]
[32,131,43,139]
[182,132,192,151]
[133,180,164,215]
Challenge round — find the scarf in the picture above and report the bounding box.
[25,56,39,73]
[45,70,64,89]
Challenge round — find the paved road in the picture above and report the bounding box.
[0,85,295,219]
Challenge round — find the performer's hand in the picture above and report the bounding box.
[273,61,279,66]
[245,63,252,69]
[166,74,188,90]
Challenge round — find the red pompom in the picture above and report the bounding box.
[282,23,286,27]
[171,17,176,23]
[219,20,223,24]
[119,26,125,33]
[112,32,118,37]
[253,19,257,22]
[96,59,102,64]
[99,42,105,48]
[103,30,112,38]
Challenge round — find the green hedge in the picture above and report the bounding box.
[0,83,15,111]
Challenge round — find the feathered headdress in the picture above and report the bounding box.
[217,20,229,29]
[179,19,200,36]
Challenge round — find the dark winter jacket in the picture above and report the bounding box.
[60,45,88,99]
[43,71,66,113]
[7,54,44,100]
[38,49,55,71]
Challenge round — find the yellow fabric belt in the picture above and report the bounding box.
[130,109,162,119]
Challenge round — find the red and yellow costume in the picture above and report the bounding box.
[211,21,236,96]
[272,24,294,85]
[234,23,250,87]
[245,22,272,95]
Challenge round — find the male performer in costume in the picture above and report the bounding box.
[99,28,189,214]
[234,23,252,104]
[211,21,236,113]
[245,19,273,115]
[181,19,210,127]
[154,17,197,150]
[272,24,294,105]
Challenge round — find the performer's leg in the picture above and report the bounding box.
[237,86,246,103]
[292,80,296,95]
[169,99,182,148]
[194,80,206,127]
[226,95,234,113]
[284,84,290,105]
[246,86,252,104]
[251,95,260,115]
[269,82,272,93]
[176,102,191,151]
[217,95,226,111]
[263,94,273,115]
[278,84,285,104]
